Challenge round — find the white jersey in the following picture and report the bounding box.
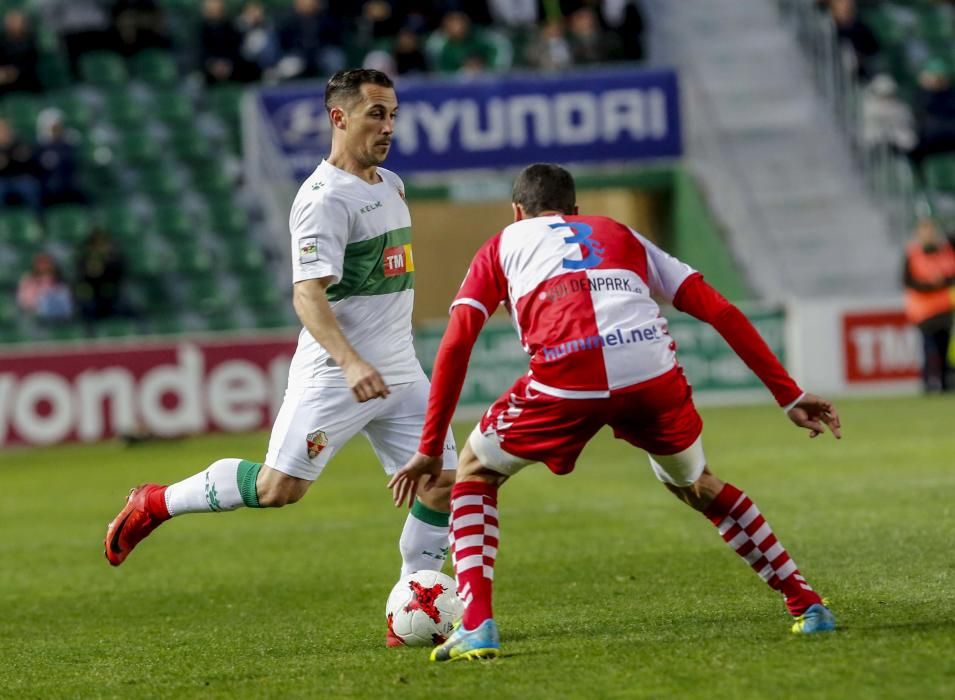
[286,160,424,387]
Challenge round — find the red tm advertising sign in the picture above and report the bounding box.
[0,335,297,448]
[842,311,920,383]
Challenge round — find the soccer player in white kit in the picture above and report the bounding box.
[390,164,842,661]
[104,71,458,645]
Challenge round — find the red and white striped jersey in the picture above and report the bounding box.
[452,214,695,396]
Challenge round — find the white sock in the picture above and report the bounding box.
[399,500,450,577]
[165,458,259,516]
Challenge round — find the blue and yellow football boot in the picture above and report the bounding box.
[791,603,836,634]
[430,619,501,662]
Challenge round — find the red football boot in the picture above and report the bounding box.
[104,484,169,566]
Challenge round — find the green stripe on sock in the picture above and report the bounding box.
[236,460,262,508]
[411,499,449,527]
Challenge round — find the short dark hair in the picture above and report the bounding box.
[511,163,576,216]
[324,69,394,112]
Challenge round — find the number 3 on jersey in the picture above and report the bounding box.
[551,222,605,270]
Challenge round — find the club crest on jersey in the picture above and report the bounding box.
[306,429,328,459]
[299,236,318,263]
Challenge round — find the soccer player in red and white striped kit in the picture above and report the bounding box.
[389,163,842,662]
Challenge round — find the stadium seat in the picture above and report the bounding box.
[44,205,92,244]
[152,90,195,128]
[924,156,955,193]
[129,50,179,87]
[169,128,214,164]
[93,318,140,338]
[0,209,43,247]
[117,128,163,166]
[96,203,142,243]
[0,92,41,137]
[79,52,129,88]
[105,92,149,130]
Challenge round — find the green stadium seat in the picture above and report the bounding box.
[79,52,129,88]
[190,162,233,198]
[152,90,195,127]
[94,318,140,338]
[44,205,92,244]
[47,322,88,341]
[96,203,141,243]
[130,50,179,87]
[227,246,266,274]
[205,199,249,239]
[924,156,955,193]
[139,164,186,203]
[49,90,94,132]
[0,209,43,247]
[105,92,148,129]
[170,128,213,163]
[117,128,162,166]
[0,92,41,137]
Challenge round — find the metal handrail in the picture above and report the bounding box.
[776,0,918,240]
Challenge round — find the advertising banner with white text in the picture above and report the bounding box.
[0,336,296,448]
[256,67,682,180]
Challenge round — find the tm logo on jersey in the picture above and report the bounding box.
[551,222,605,270]
[384,244,415,276]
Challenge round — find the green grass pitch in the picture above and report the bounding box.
[1,395,953,699]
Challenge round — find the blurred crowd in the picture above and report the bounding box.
[817,0,955,163]
[1,0,647,337]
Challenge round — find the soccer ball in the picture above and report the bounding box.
[385,570,463,647]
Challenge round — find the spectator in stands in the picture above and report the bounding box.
[275,0,346,81]
[111,0,171,57]
[828,0,880,80]
[861,74,916,154]
[362,49,398,79]
[354,1,402,57]
[74,227,128,324]
[903,217,955,393]
[36,0,113,79]
[16,252,74,322]
[237,1,281,78]
[199,0,260,84]
[567,7,622,64]
[35,109,85,207]
[912,58,955,162]
[392,27,429,75]
[433,0,493,27]
[0,9,41,95]
[426,11,497,74]
[525,18,573,72]
[0,117,40,212]
[488,0,538,28]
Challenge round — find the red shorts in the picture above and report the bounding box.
[476,367,703,475]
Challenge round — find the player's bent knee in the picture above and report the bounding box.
[255,466,311,507]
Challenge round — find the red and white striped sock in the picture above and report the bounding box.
[449,481,499,630]
[704,483,823,616]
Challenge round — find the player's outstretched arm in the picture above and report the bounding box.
[293,277,389,402]
[786,393,842,439]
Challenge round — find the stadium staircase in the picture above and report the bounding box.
[645,0,899,301]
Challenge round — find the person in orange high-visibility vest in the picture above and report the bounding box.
[903,217,955,392]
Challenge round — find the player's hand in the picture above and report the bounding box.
[342,358,390,402]
[388,452,443,508]
[786,393,842,439]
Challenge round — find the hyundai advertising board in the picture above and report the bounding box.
[258,67,682,179]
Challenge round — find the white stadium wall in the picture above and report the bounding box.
[786,297,921,396]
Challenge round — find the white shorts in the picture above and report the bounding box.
[265,378,458,481]
[469,426,706,488]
